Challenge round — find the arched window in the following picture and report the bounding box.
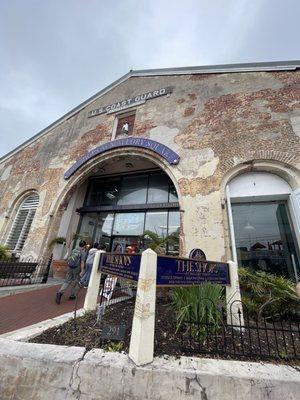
[5,193,39,252]
[226,172,300,280]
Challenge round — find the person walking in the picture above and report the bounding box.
[55,240,87,304]
[80,242,99,288]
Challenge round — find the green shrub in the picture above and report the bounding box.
[48,236,66,248]
[238,267,299,319]
[104,341,124,352]
[0,244,10,260]
[169,283,224,341]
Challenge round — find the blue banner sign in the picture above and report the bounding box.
[99,253,230,286]
[99,253,141,282]
[156,256,230,286]
[64,137,180,179]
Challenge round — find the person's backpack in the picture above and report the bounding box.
[68,248,81,269]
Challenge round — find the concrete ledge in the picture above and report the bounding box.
[0,338,299,400]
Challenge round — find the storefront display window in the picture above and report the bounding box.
[77,213,98,244]
[85,171,179,207]
[145,211,168,236]
[168,211,180,236]
[113,212,144,235]
[117,175,148,205]
[169,183,178,202]
[78,170,180,254]
[232,202,299,280]
[147,173,169,203]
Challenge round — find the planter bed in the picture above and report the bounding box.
[29,297,300,365]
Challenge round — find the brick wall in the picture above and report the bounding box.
[0,69,299,259]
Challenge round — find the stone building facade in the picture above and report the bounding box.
[0,61,300,280]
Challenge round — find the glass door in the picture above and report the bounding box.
[111,236,140,253]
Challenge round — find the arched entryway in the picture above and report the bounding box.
[50,151,182,259]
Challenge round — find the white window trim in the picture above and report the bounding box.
[226,185,237,263]
[226,183,300,278]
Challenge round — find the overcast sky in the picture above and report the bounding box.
[0,0,299,158]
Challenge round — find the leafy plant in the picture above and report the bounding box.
[169,283,224,341]
[140,229,179,255]
[104,341,124,352]
[0,244,10,260]
[48,232,85,258]
[48,236,66,248]
[238,267,299,319]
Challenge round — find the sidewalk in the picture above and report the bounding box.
[0,277,64,298]
[0,284,86,335]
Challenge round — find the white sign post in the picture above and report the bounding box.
[226,260,244,327]
[84,250,105,311]
[129,248,157,366]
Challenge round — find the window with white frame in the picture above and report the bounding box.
[5,194,39,252]
[226,172,300,281]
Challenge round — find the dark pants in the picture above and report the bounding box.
[59,266,81,296]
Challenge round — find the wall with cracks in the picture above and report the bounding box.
[0,338,299,400]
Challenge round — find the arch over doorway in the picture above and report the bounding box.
[47,149,183,259]
[64,137,180,180]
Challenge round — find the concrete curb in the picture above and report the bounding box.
[0,338,299,400]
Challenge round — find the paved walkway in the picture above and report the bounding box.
[0,284,86,335]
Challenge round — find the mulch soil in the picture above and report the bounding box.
[30,297,300,365]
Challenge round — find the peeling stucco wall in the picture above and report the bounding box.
[0,70,299,259]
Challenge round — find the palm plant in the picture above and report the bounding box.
[140,229,179,255]
[239,267,299,319]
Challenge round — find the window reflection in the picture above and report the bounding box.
[79,170,180,255]
[117,175,148,205]
[85,171,179,207]
[94,213,114,239]
[76,213,98,245]
[169,183,178,202]
[113,212,144,235]
[148,173,169,203]
[101,179,120,205]
[145,211,168,237]
[86,181,102,206]
[232,202,299,280]
[168,211,180,236]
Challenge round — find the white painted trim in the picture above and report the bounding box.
[288,188,300,254]
[229,172,292,201]
[84,250,104,311]
[226,185,238,264]
[129,248,157,366]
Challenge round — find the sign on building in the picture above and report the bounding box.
[98,252,230,286]
[88,87,173,117]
